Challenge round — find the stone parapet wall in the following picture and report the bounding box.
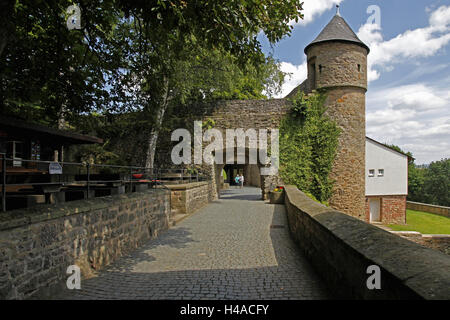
[284,185,450,299]
[406,201,450,218]
[391,231,450,256]
[0,189,170,299]
[166,181,215,215]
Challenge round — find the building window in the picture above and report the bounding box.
[6,141,24,167]
[378,169,384,177]
[319,65,323,74]
[358,64,361,72]
[368,169,375,177]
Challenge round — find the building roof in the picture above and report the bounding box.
[0,116,103,145]
[305,14,370,53]
[366,136,414,160]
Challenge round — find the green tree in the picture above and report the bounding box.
[423,159,449,206]
[1,1,302,169]
[407,163,425,202]
[107,14,287,168]
[384,144,449,207]
[0,0,121,127]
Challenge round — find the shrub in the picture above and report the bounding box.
[279,91,340,203]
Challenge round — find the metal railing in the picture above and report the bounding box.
[0,153,207,212]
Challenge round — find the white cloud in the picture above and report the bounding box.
[366,84,450,164]
[291,0,343,26]
[357,5,450,82]
[275,61,307,98]
[430,5,450,30]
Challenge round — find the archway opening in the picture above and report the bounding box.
[213,147,266,200]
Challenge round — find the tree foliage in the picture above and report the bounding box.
[0,0,121,126]
[279,91,341,203]
[422,159,449,206]
[385,144,449,207]
[0,0,302,167]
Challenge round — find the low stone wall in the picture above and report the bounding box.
[392,231,450,256]
[166,181,215,215]
[0,188,170,300]
[406,201,450,218]
[284,185,450,299]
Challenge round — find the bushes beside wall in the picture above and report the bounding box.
[279,92,340,203]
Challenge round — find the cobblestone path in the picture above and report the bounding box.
[59,187,329,300]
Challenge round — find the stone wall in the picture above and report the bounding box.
[365,195,406,225]
[325,87,366,220]
[406,201,450,219]
[284,185,450,299]
[391,231,450,256]
[305,41,367,221]
[0,189,170,300]
[166,181,215,215]
[168,99,290,200]
[305,42,368,91]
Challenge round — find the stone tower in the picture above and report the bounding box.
[304,12,370,219]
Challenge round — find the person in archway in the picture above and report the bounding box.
[239,174,244,189]
[234,175,240,188]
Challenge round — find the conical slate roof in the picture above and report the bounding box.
[304,14,370,53]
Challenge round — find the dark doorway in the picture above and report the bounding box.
[224,164,245,186]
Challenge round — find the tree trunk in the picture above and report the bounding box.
[145,76,170,170]
[57,103,67,129]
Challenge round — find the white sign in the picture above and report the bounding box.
[49,162,63,175]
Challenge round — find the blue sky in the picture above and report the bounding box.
[258,0,450,164]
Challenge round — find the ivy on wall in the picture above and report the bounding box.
[279,91,340,203]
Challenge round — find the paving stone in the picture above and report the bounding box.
[57,187,329,300]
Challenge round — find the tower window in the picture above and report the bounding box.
[357,64,361,72]
[319,65,323,74]
[310,62,316,89]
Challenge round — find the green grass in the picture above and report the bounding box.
[388,209,450,234]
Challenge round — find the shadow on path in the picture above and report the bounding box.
[219,187,263,201]
[56,187,330,300]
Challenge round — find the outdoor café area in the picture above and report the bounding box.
[0,116,204,212]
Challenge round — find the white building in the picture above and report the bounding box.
[365,137,409,224]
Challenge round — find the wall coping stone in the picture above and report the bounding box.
[422,234,450,239]
[285,185,450,300]
[391,231,422,236]
[165,181,209,190]
[407,201,450,210]
[0,188,168,231]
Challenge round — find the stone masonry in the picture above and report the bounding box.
[304,41,368,220]
[57,187,329,300]
[0,189,170,299]
[158,13,369,218]
[167,181,214,216]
